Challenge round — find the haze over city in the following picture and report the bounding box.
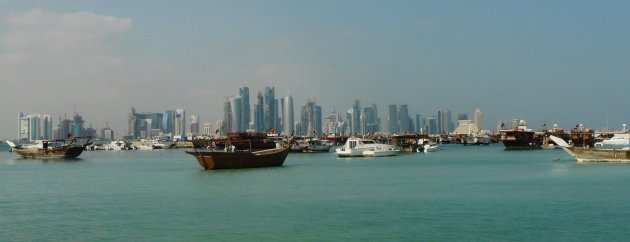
[2,0,629,139]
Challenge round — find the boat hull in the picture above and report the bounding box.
[14,145,86,158]
[561,147,630,162]
[185,145,291,170]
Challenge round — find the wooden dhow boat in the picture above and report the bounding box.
[6,137,92,159]
[549,135,630,162]
[186,139,294,170]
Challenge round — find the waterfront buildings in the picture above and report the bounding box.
[18,113,52,142]
[300,100,321,136]
[363,103,379,135]
[127,107,186,140]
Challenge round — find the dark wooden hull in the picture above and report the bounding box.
[500,130,543,150]
[14,145,86,158]
[185,144,291,170]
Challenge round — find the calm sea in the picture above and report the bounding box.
[1,143,630,241]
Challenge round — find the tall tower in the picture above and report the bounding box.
[128,107,137,137]
[175,109,186,138]
[351,100,361,135]
[255,91,264,132]
[474,108,483,130]
[399,105,410,133]
[239,87,250,132]
[190,115,199,135]
[281,95,294,136]
[263,87,276,132]
[388,105,398,134]
[230,96,243,132]
[42,114,52,140]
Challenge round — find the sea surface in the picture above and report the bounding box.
[2,143,630,241]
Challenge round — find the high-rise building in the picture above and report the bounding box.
[399,105,410,133]
[174,109,186,139]
[127,107,164,139]
[42,115,52,140]
[190,115,199,135]
[28,114,41,141]
[281,95,294,136]
[428,115,437,134]
[254,91,264,132]
[239,87,250,132]
[18,113,28,142]
[301,101,320,136]
[387,105,398,134]
[323,109,344,136]
[203,122,212,136]
[263,86,277,132]
[230,95,243,132]
[72,113,84,137]
[351,100,361,135]
[363,103,379,134]
[458,114,468,120]
[474,108,483,130]
[223,100,232,133]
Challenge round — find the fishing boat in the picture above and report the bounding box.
[185,139,294,170]
[550,135,630,162]
[6,137,91,159]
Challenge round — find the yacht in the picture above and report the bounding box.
[335,137,397,157]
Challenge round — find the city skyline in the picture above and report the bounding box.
[2,1,630,139]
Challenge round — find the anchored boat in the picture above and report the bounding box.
[6,137,92,159]
[186,139,294,170]
[550,135,630,162]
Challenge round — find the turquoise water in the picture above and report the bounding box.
[2,143,630,241]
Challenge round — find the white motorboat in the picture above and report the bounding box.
[363,144,399,157]
[102,140,130,150]
[336,137,396,157]
[302,138,333,152]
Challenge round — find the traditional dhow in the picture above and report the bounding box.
[186,139,293,170]
[550,135,630,162]
[6,137,91,158]
[499,120,543,150]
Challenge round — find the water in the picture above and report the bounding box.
[2,143,630,241]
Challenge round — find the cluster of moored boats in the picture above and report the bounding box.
[6,121,630,170]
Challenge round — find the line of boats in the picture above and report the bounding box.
[6,122,630,170]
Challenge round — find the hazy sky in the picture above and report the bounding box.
[2,0,630,139]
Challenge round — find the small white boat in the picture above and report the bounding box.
[417,144,439,153]
[363,145,399,157]
[336,137,395,157]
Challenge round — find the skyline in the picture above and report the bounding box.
[2,1,630,139]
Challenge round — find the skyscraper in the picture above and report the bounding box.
[239,87,250,132]
[351,100,361,135]
[223,100,232,133]
[174,109,186,138]
[363,103,379,134]
[230,96,242,132]
[301,101,320,136]
[254,91,264,132]
[281,95,294,136]
[190,115,199,135]
[263,86,276,132]
[474,108,483,130]
[72,113,84,137]
[42,114,52,140]
[398,105,410,133]
[387,105,398,134]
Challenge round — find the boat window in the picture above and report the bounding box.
[350,141,356,149]
[362,140,375,144]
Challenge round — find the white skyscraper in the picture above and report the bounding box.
[474,108,483,130]
[281,95,294,136]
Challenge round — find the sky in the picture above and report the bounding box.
[1,0,630,139]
